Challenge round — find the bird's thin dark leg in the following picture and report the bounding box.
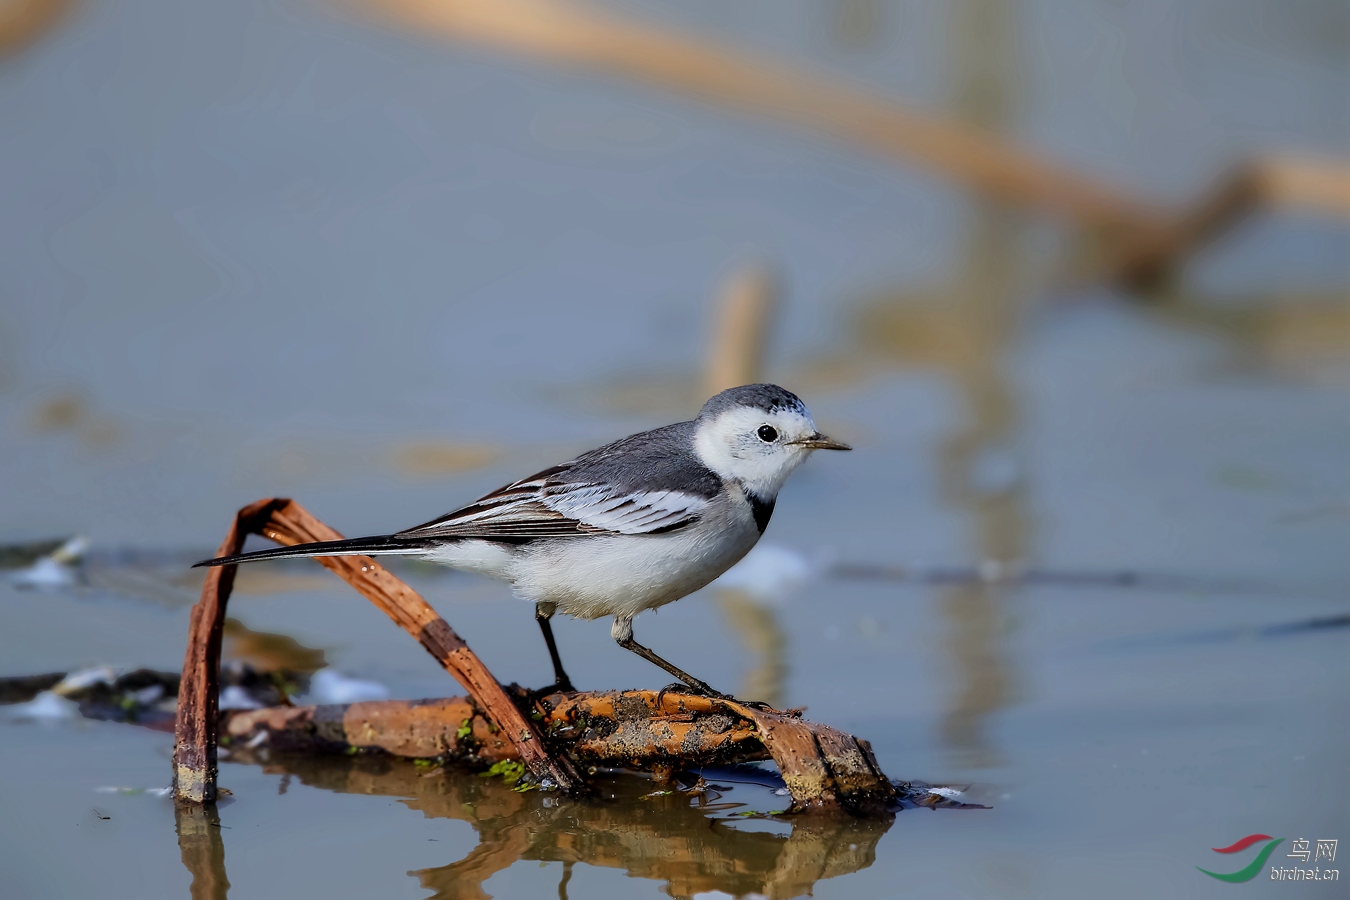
[535,606,575,693]
[611,616,730,700]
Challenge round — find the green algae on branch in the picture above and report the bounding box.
[480,759,535,792]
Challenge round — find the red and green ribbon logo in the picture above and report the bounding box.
[1199,834,1284,883]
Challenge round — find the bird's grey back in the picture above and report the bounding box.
[564,421,721,499]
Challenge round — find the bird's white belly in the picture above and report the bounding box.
[508,513,761,620]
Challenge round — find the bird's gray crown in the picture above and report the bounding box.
[697,384,808,420]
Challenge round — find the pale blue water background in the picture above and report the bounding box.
[1,1,1347,897]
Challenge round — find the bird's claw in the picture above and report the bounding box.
[736,698,777,711]
[656,681,775,709]
[658,680,725,700]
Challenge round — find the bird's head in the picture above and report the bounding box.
[693,384,850,499]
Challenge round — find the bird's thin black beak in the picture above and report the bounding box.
[791,432,852,451]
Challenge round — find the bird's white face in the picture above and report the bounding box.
[693,403,849,499]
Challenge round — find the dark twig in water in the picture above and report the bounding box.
[830,562,1296,595]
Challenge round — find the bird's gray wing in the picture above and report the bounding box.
[395,466,713,541]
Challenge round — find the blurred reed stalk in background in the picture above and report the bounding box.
[704,260,788,708]
[346,0,1348,298]
[348,0,1146,229]
[0,0,75,56]
[932,0,1024,769]
[704,262,776,399]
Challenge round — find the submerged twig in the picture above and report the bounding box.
[830,561,1298,595]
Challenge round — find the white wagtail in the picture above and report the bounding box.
[196,384,850,699]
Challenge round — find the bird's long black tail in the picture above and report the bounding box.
[193,534,429,568]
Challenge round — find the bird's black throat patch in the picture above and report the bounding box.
[747,491,775,533]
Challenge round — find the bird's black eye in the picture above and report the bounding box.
[757,425,778,442]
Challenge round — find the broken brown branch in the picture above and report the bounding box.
[173,498,585,803]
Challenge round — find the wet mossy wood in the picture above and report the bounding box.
[225,690,897,814]
[180,498,897,813]
[223,692,767,768]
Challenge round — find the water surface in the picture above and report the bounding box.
[1,1,1346,897]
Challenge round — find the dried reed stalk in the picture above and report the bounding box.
[349,0,1149,229]
[172,498,585,802]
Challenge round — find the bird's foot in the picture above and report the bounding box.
[658,680,729,700]
[733,698,778,711]
[657,681,773,710]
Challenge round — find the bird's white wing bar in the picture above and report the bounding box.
[396,478,711,540]
[541,485,711,534]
